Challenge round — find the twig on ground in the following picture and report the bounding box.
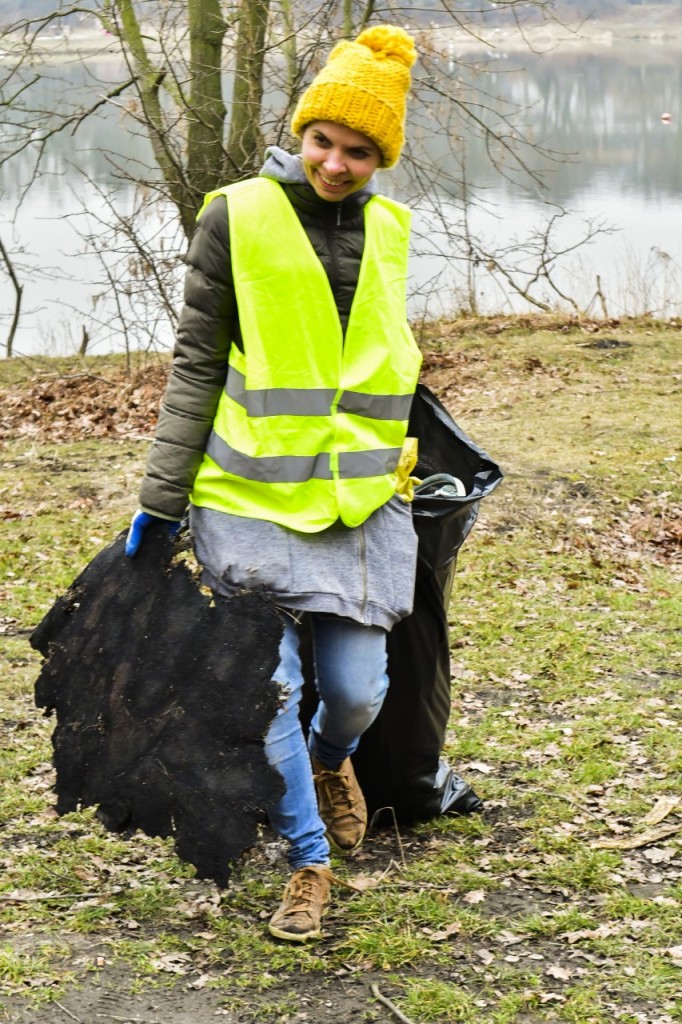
[594,823,682,850]
[54,1001,82,1023]
[380,860,399,881]
[369,806,406,868]
[370,984,417,1024]
[0,892,101,903]
[95,1016,165,1023]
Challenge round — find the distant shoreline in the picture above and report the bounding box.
[431,19,682,54]
[2,18,682,61]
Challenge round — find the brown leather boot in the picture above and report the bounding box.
[268,865,333,942]
[311,756,367,852]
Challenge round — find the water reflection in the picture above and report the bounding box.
[2,41,682,354]
[0,55,155,200]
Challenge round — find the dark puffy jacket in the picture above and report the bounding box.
[139,182,372,518]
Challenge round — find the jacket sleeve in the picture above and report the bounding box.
[138,196,236,519]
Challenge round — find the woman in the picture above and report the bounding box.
[126,25,421,941]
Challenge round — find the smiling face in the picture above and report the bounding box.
[300,121,382,202]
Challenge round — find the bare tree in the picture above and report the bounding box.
[0,0,599,355]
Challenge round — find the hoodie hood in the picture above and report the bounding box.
[260,145,377,197]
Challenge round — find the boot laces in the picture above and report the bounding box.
[315,765,362,820]
[286,868,326,911]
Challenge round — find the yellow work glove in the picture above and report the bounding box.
[395,437,419,502]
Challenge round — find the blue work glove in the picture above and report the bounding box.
[125,510,181,558]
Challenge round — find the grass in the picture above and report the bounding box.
[0,316,680,1022]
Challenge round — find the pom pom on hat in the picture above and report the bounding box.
[291,25,417,168]
[353,25,417,68]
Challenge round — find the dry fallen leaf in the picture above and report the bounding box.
[561,924,621,943]
[187,973,212,990]
[150,952,192,974]
[496,930,526,946]
[463,761,494,774]
[463,889,486,905]
[348,873,384,892]
[0,368,169,443]
[642,846,677,864]
[429,921,463,942]
[546,964,573,981]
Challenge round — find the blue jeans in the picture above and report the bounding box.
[265,614,389,870]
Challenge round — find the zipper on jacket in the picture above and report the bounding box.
[326,203,341,303]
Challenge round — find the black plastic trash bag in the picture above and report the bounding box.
[31,527,284,886]
[351,384,503,823]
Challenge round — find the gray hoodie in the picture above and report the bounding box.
[259,145,377,195]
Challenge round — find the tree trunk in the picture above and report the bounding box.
[187,0,228,201]
[279,0,298,100]
[343,0,353,37]
[226,0,272,177]
[114,0,197,237]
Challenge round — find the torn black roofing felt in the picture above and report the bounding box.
[31,525,284,887]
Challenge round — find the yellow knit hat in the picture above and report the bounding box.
[291,25,417,168]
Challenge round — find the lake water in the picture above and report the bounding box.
[2,35,682,356]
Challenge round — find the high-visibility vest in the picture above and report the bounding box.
[190,177,422,532]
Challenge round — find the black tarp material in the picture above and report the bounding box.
[350,384,504,823]
[31,384,502,876]
[31,527,284,886]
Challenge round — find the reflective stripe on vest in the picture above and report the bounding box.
[190,177,422,532]
[206,431,402,484]
[225,366,414,421]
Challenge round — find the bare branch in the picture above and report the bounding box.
[370,985,416,1024]
[0,76,139,184]
[0,233,24,357]
[468,209,611,314]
